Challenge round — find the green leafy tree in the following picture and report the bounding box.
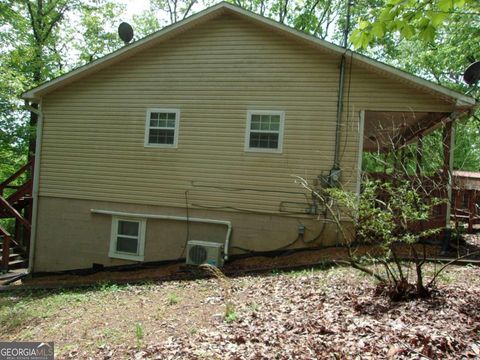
[1,0,71,161]
[0,0,125,177]
[453,118,480,171]
[132,0,200,36]
[292,0,342,39]
[132,10,162,39]
[228,0,356,42]
[72,2,126,65]
[350,0,479,48]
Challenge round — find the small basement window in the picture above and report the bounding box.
[145,108,180,147]
[109,217,146,261]
[245,110,285,153]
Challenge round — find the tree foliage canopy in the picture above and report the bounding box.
[350,0,480,48]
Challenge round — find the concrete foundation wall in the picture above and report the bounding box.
[33,196,345,272]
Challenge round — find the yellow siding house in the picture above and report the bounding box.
[22,2,476,272]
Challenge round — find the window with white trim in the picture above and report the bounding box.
[245,111,285,153]
[109,217,146,261]
[145,108,180,147]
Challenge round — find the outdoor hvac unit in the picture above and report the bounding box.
[186,240,224,267]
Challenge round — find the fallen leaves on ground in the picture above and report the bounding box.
[82,266,480,360]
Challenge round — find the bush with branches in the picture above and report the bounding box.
[296,124,478,301]
[331,178,444,300]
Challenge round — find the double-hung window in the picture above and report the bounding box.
[245,110,285,153]
[109,217,146,261]
[145,108,180,147]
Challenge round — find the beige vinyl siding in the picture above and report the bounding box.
[39,13,453,213]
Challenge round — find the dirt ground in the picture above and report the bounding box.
[1,236,479,358]
[1,264,479,359]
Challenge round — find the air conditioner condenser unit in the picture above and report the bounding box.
[186,240,224,267]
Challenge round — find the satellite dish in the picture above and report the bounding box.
[118,22,134,44]
[463,61,480,86]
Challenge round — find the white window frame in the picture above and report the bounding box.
[144,108,180,148]
[244,110,285,153]
[109,217,146,261]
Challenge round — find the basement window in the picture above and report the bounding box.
[145,108,180,147]
[109,217,146,261]
[245,110,285,153]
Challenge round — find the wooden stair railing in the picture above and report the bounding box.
[6,179,33,205]
[0,197,31,231]
[0,159,34,196]
[0,159,34,271]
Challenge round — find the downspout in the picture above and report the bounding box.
[90,209,232,261]
[331,0,353,180]
[333,53,347,171]
[356,110,365,197]
[26,99,43,274]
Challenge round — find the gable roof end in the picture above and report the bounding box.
[22,1,476,108]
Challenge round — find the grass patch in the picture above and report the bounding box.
[95,281,126,293]
[224,302,238,323]
[0,287,101,333]
[166,292,180,305]
[0,301,38,332]
[134,322,144,348]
